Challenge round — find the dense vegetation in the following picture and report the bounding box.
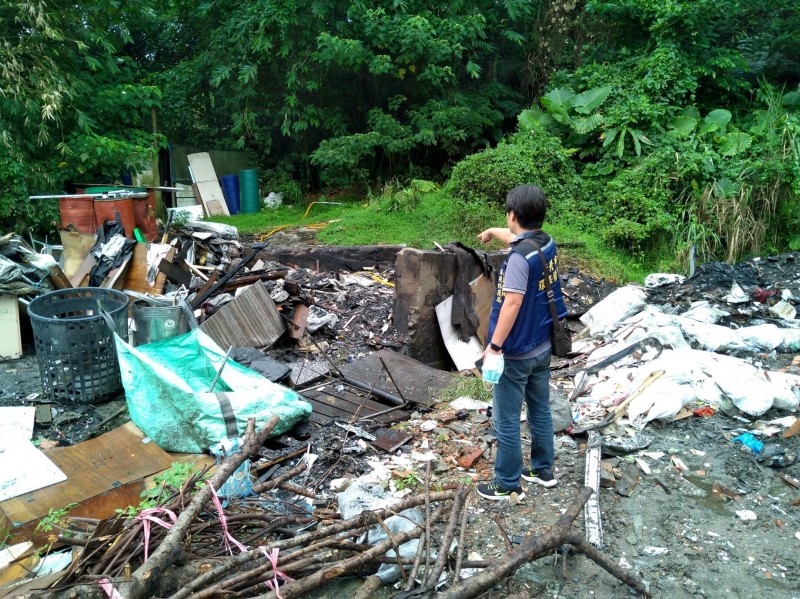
[2,0,799,276]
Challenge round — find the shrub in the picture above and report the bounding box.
[600,167,674,257]
[447,127,579,210]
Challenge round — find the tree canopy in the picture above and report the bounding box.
[1,0,799,263]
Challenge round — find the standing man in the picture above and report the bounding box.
[476,184,567,500]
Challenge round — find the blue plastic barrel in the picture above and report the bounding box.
[220,174,240,215]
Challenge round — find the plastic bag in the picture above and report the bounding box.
[115,328,312,453]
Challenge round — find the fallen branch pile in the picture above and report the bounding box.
[35,418,650,599]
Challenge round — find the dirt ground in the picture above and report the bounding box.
[5,343,799,598]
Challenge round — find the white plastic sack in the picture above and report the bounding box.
[761,371,800,411]
[306,305,339,333]
[723,281,750,304]
[580,286,646,338]
[337,483,423,583]
[675,317,751,352]
[627,379,691,425]
[644,273,686,288]
[770,300,797,321]
[737,324,786,351]
[681,301,729,324]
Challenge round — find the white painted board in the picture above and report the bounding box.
[0,406,35,440]
[0,440,67,501]
[0,295,22,360]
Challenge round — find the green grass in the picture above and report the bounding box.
[210,191,660,284]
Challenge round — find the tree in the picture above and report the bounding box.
[0,0,161,235]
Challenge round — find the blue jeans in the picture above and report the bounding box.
[492,350,554,490]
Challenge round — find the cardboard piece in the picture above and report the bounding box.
[0,422,174,544]
[471,274,495,346]
[187,153,230,217]
[68,253,97,287]
[58,230,96,279]
[200,282,285,349]
[0,295,22,360]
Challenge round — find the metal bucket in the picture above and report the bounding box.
[132,302,189,346]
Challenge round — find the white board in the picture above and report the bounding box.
[0,440,67,502]
[435,294,484,371]
[0,295,22,360]
[0,407,35,441]
[187,152,230,216]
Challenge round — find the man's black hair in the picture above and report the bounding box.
[506,184,547,229]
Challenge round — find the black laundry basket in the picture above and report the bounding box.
[28,287,129,404]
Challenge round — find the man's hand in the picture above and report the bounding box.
[482,344,502,360]
[477,228,495,243]
[477,227,515,244]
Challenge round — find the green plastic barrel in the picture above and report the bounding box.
[239,169,260,214]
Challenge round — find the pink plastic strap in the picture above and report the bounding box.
[98,578,122,599]
[259,547,295,598]
[135,507,177,561]
[208,482,247,555]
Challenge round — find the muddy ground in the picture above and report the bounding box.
[2,245,800,598]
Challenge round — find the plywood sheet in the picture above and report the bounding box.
[121,243,175,294]
[187,152,230,216]
[0,422,173,542]
[200,282,285,349]
[0,440,67,502]
[471,274,495,346]
[338,349,455,407]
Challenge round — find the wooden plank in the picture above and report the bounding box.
[303,390,392,417]
[104,252,134,289]
[0,295,22,360]
[69,253,97,287]
[471,274,495,346]
[187,152,230,216]
[0,422,174,544]
[200,282,285,349]
[301,384,408,426]
[121,243,175,294]
[289,304,309,339]
[783,417,800,438]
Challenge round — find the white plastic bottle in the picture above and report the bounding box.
[482,352,504,384]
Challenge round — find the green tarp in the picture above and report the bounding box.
[115,328,311,453]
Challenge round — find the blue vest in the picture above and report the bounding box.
[487,233,567,355]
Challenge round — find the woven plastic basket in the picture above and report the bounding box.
[28,288,129,404]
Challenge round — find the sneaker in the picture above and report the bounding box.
[522,469,558,488]
[477,482,525,501]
